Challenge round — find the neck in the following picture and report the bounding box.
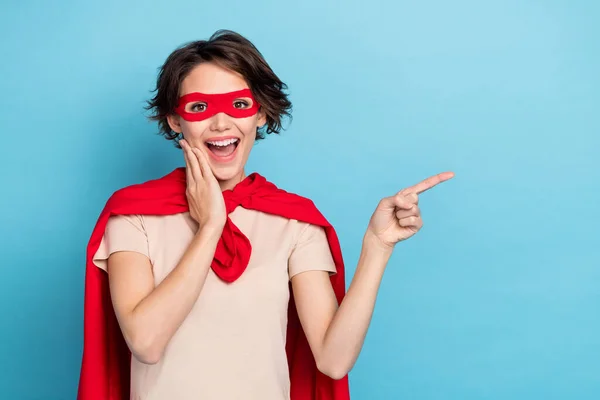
[218,170,246,191]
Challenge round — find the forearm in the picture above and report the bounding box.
[125,225,222,363]
[319,233,392,378]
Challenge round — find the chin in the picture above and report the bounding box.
[210,163,244,182]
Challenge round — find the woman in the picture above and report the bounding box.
[78,30,453,400]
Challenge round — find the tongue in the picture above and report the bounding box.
[208,143,236,158]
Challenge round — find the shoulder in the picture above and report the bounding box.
[103,168,185,210]
[105,214,146,234]
[106,212,191,234]
[255,173,331,229]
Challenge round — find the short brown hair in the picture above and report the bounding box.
[146,30,292,146]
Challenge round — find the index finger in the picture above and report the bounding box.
[405,171,455,194]
[180,140,194,184]
[181,140,202,183]
[192,147,216,182]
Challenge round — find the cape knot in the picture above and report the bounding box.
[224,191,253,213]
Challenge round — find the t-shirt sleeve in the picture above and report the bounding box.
[288,223,337,279]
[92,215,150,271]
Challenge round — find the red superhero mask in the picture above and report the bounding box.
[174,88,260,121]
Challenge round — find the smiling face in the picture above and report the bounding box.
[167,62,266,190]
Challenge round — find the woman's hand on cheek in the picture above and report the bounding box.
[180,139,227,232]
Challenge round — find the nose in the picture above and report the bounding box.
[209,112,232,132]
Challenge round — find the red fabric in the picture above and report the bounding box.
[174,89,260,122]
[77,168,350,400]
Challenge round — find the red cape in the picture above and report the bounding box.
[77,168,350,400]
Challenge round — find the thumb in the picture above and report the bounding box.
[383,193,414,210]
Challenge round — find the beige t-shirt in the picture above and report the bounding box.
[93,207,337,400]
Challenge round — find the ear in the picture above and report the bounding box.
[167,114,183,133]
[257,109,267,128]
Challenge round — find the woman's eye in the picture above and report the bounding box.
[190,103,207,112]
[233,100,250,109]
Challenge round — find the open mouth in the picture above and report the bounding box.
[204,137,240,161]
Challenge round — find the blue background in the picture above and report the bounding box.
[1,0,598,399]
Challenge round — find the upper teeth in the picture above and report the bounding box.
[207,138,239,147]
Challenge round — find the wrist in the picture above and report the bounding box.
[363,230,394,258]
[354,232,393,277]
[196,221,225,240]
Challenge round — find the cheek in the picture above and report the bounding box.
[235,116,260,137]
[181,121,210,141]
